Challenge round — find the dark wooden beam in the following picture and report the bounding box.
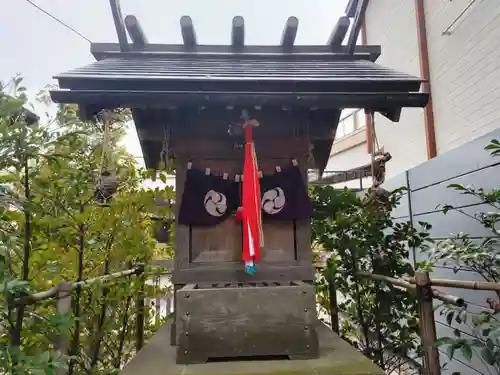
[347,0,369,53]
[377,107,402,122]
[136,128,164,141]
[90,43,382,61]
[108,0,129,52]
[310,163,373,185]
[124,15,148,46]
[345,0,360,17]
[51,91,429,110]
[327,16,351,47]
[180,16,197,48]
[280,16,299,48]
[231,16,245,49]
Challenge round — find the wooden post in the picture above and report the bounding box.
[135,265,145,352]
[54,282,72,375]
[326,269,339,334]
[415,271,441,375]
[154,275,161,323]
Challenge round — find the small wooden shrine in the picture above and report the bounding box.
[50,0,428,373]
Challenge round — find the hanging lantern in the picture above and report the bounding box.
[94,170,118,206]
[153,219,173,243]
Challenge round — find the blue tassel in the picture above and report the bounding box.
[244,264,257,275]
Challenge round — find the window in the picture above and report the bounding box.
[335,109,365,139]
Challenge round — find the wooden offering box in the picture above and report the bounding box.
[176,281,318,364]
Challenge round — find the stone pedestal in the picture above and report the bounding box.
[120,322,384,375]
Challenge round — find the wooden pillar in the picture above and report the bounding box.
[326,269,339,334]
[135,266,145,352]
[154,275,161,323]
[415,0,437,159]
[415,272,441,375]
[55,282,73,375]
[361,19,374,155]
[170,284,179,346]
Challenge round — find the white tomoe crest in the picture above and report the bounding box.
[204,190,227,217]
[261,187,286,214]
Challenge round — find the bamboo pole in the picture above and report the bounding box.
[326,269,340,334]
[55,282,72,375]
[15,267,142,306]
[359,272,464,306]
[408,277,500,292]
[431,288,464,307]
[357,271,416,291]
[135,264,146,352]
[415,272,441,375]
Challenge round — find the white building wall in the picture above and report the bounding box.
[358,4,500,375]
[329,0,500,183]
[424,0,500,153]
[364,0,428,179]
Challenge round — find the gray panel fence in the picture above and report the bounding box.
[382,128,500,375]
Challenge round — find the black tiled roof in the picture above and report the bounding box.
[51,42,428,111]
[52,46,427,110]
[56,56,421,89]
[55,51,423,95]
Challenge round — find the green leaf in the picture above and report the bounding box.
[481,347,495,365]
[447,183,465,190]
[447,343,457,360]
[446,311,454,326]
[460,343,472,361]
[432,337,453,348]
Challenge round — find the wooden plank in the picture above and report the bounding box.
[174,139,310,160]
[295,165,312,264]
[261,221,295,262]
[176,283,319,363]
[191,219,242,262]
[175,160,190,270]
[171,264,314,284]
[295,218,312,263]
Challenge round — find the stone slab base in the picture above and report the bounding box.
[120,322,384,375]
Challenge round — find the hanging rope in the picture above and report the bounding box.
[159,122,171,171]
[368,111,392,188]
[95,111,117,205]
[100,111,111,172]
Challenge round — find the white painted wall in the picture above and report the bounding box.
[329,0,500,184]
[424,0,500,154]
[364,0,427,179]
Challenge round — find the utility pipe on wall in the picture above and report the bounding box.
[415,0,437,159]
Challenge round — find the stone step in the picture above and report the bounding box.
[120,322,384,375]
